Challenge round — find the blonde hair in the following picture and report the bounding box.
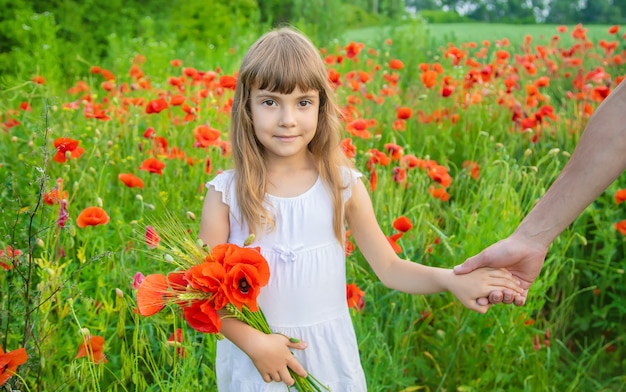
[230,26,350,243]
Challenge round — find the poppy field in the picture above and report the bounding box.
[1,22,626,391]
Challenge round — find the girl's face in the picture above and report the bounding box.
[250,87,319,163]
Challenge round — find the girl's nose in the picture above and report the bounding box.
[279,108,296,127]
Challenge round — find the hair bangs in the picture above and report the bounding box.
[241,32,327,95]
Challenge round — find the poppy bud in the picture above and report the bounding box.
[163,254,175,263]
[136,194,143,201]
[96,197,103,207]
[79,327,91,336]
[524,148,533,157]
[115,288,124,298]
[186,211,196,221]
[244,234,256,246]
[548,148,560,156]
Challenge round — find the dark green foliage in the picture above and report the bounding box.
[418,9,472,23]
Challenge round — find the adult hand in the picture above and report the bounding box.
[446,267,524,314]
[454,232,548,306]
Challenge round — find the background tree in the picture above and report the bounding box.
[580,0,621,24]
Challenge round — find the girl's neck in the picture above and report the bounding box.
[265,151,319,197]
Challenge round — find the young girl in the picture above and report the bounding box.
[199,27,523,391]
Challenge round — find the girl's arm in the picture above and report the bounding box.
[198,186,307,385]
[345,179,523,313]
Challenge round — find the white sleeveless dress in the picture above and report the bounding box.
[207,168,367,392]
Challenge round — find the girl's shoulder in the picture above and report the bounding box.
[207,169,235,186]
[339,165,362,184]
[339,166,363,202]
[206,169,236,205]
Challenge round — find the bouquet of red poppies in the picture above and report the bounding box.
[135,214,329,391]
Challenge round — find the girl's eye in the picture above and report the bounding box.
[262,99,276,106]
[298,100,312,107]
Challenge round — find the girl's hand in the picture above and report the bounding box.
[247,333,308,385]
[447,267,525,314]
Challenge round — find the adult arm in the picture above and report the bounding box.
[454,80,626,305]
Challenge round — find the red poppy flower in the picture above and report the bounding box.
[427,165,452,187]
[387,233,403,253]
[392,120,406,131]
[389,59,404,70]
[193,125,222,148]
[384,143,404,160]
[145,226,160,248]
[53,137,85,163]
[118,173,144,188]
[31,75,46,84]
[220,246,270,311]
[346,119,371,139]
[139,157,166,175]
[223,262,267,311]
[0,246,22,271]
[183,299,222,333]
[344,41,363,58]
[167,328,186,358]
[136,274,170,316]
[0,345,28,386]
[43,188,69,205]
[219,75,237,89]
[462,160,480,180]
[133,272,145,289]
[429,186,450,202]
[170,94,185,106]
[615,220,626,235]
[346,283,365,310]
[145,97,169,114]
[421,70,438,88]
[340,138,356,159]
[76,335,107,364]
[396,107,412,120]
[345,230,355,256]
[186,261,226,296]
[400,155,420,168]
[76,207,110,228]
[143,127,156,138]
[393,216,413,233]
[615,189,626,204]
[392,167,406,183]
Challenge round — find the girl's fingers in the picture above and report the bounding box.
[279,368,295,386]
[287,355,308,378]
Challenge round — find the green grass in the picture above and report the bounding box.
[343,21,622,46]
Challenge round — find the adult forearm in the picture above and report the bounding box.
[516,81,626,246]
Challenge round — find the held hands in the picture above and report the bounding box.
[453,233,548,306]
[447,267,524,313]
[247,333,308,386]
